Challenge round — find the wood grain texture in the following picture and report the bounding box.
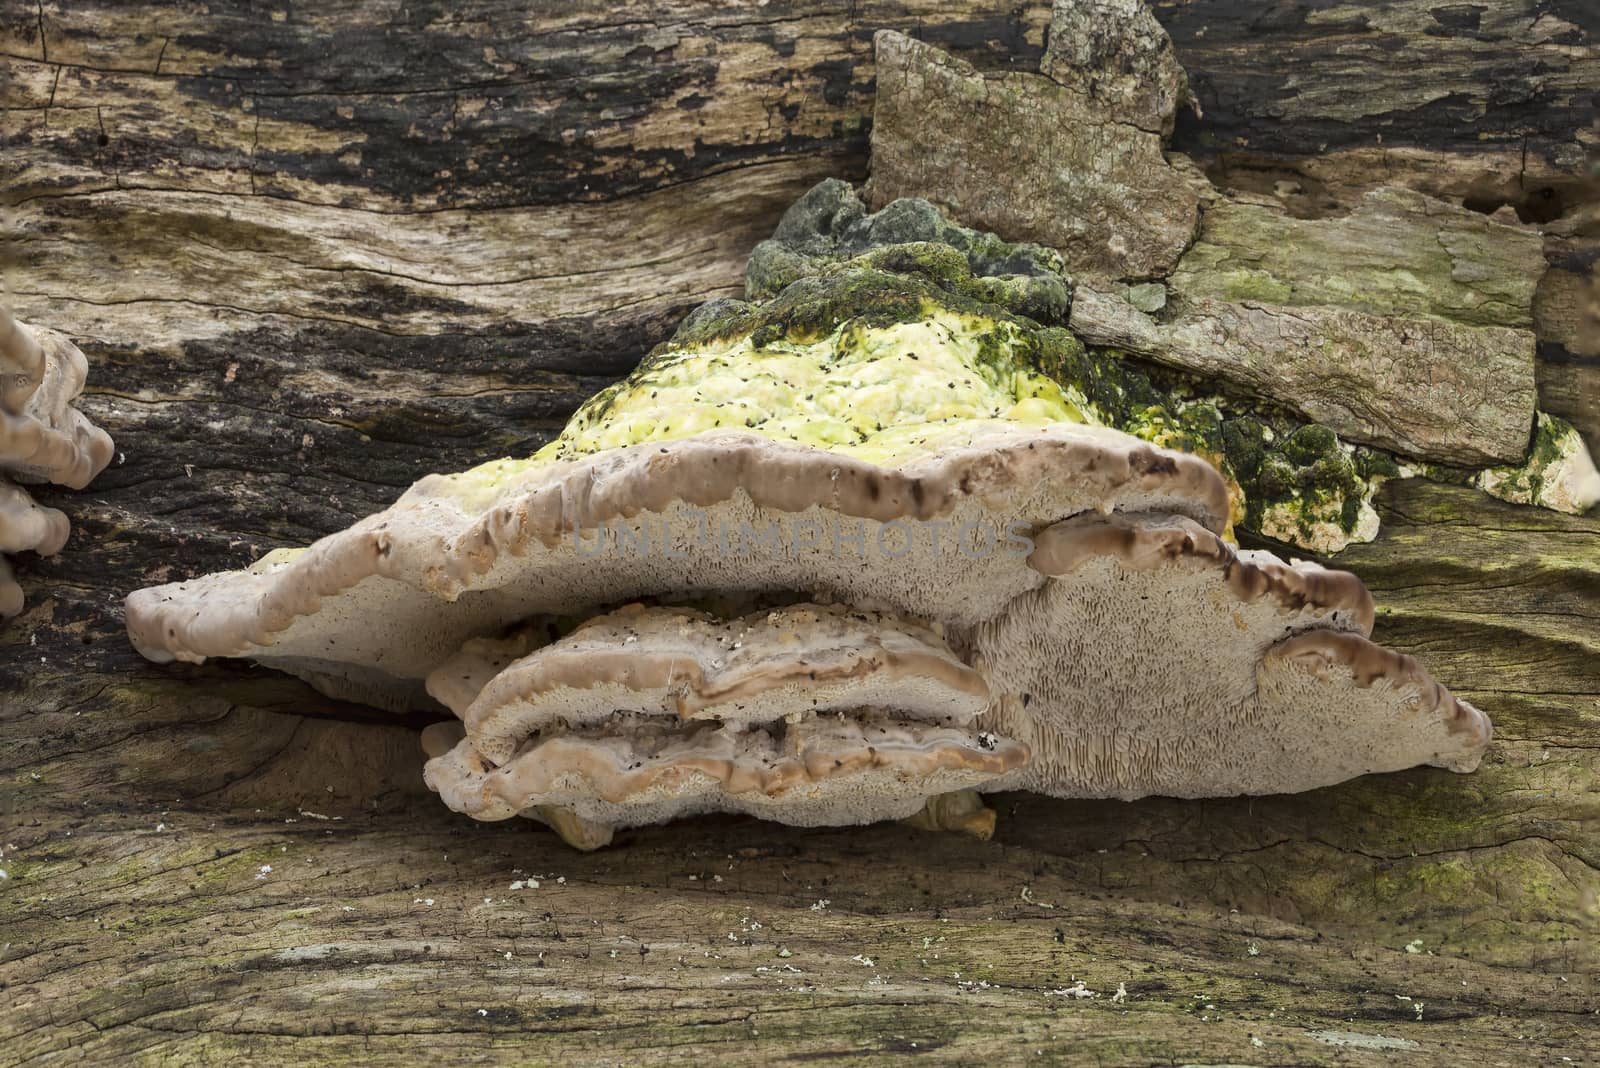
[3,480,1597,1065]
[1157,0,1598,197]
[1534,232,1600,447]
[1,1,1597,1064]
[1069,278,1540,466]
[1148,0,1600,448]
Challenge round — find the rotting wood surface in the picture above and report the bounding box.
[1,2,1597,1064]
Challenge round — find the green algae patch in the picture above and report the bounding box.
[746,177,1072,325]
[413,265,1112,514]
[428,252,1387,549]
[1225,422,1384,552]
[1371,857,1477,907]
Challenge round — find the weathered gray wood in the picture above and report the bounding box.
[1146,0,1600,451]
[1534,233,1600,449]
[866,29,1208,280]
[1,2,1597,1064]
[1155,0,1598,202]
[871,28,1553,466]
[1169,190,1543,330]
[1068,280,1538,466]
[1040,0,1190,136]
[870,25,1555,463]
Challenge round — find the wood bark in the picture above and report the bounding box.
[1154,0,1600,449]
[1,2,1596,1064]
[867,29,1207,279]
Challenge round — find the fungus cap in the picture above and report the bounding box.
[422,714,1030,832]
[1,311,113,617]
[432,601,991,766]
[124,262,1491,841]
[0,313,114,490]
[127,421,1231,708]
[972,511,1490,800]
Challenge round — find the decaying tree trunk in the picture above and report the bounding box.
[1,2,1596,1064]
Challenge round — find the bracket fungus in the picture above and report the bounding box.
[128,248,1491,847]
[418,603,1025,841]
[1,308,114,617]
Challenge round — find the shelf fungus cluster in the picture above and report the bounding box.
[128,250,1493,848]
[1,308,113,617]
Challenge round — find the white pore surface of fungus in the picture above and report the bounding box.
[975,511,1488,799]
[0,308,113,617]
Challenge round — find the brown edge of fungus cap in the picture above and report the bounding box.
[436,601,991,766]
[1026,511,1378,634]
[421,713,1029,834]
[1269,630,1492,763]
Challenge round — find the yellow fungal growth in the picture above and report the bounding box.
[534,309,1096,470]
